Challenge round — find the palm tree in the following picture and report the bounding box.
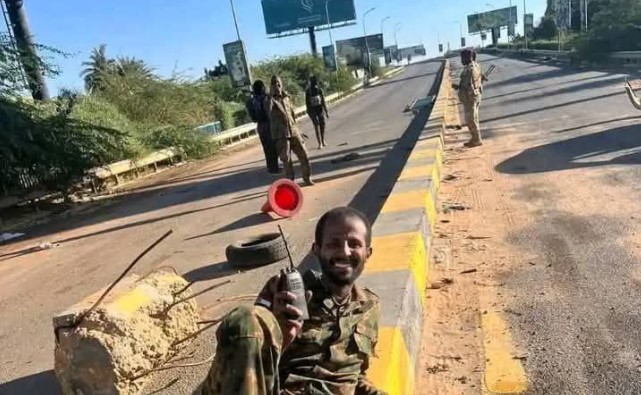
[114,56,154,79]
[81,44,114,93]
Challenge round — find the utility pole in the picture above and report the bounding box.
[363,7,375,79]
[524,0,528,50]
[4,0,50,101]
[394,22,401,65]
[229,0,241,41]
[380,16,390,36]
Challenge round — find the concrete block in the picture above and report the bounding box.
[53,271,199,395]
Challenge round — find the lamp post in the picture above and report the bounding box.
[229,0,241,41]
[454,21,464,48]
[363,7,376,79]
[381,16,390,35]
[394,23,401,65]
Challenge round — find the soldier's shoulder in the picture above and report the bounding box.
[360,285,381,303]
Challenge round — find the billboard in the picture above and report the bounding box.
[524,13,534,37]
[467,6,518,34]
[336,34,384,67]
[322,45,337,71]
[384,45,398,63]
[261,0,357,35]
[398,45,426,58]
[223,40,251,88]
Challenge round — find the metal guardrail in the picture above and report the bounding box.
[488,48,641,66]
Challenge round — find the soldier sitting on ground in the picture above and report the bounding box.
[196,207,387,395]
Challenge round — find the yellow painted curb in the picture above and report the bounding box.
[482,311,529,394]
[368,326,414,395]
[367,232,428,301]
[382,190,437,231]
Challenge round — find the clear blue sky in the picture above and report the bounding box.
[18,0,547,94]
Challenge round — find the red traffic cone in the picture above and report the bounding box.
[261,179,304,218]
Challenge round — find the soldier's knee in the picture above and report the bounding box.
[219,305,269,340]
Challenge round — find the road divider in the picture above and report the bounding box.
[361,60,450,395]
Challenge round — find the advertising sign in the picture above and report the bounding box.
[398,45,426,58]
[322,44,337,71]
[261,0,357,35]
[336,34,384,67]
[524,13,534,37]
[223,40,251,88]
[467,6,518,34]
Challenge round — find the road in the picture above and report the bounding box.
[418,53,641,395]
[0,60,442,394]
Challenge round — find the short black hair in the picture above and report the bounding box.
[252,80,266,95]
[315,207,372,247]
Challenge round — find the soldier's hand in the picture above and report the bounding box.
[273,290,312,349]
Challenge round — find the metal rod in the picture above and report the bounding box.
[229,0,241,41]
[278,225,294,271]
[74,230,173,327]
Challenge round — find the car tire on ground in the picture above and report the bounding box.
[225,233,289,269]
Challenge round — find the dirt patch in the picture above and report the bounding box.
[416,88,537,394]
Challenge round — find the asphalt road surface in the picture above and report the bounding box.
[465,53,641,394]
[0,60,441,394]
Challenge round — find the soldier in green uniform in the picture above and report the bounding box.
[268,75,314,186]
[197,207,386,395]
[452,49,483,147]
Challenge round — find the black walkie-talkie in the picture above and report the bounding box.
[277,225,309,321]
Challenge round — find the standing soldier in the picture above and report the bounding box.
[268,75,314,186]
[246,80,280,174]
[452,49,483,147]
[305,75,329,150]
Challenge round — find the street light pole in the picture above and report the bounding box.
[394,22,401,65]
[363,7,376,79]
[229,0,241,41]
[325,0,335,50]
[381,16,390,35]
[524,0,528,50]
[453,21,463,48]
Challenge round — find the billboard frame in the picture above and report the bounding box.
[261,0,357,38]
[467,6,518,35]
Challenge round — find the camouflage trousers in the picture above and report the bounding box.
[276,135,311,182]
[196,305,283,395]
[462,96,482,143]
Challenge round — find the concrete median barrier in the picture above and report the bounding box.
[53,270,199,395]
[362,60,450,395]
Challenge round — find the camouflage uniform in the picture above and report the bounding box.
[268,93,312,183]
[197,270,386,395]
[458,61,483,144]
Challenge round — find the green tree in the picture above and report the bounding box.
[81,44,114,93]
[534,16,558,40]
[115,56,154,79]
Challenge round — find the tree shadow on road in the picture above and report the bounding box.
[0,370,61,395]
[496,124,641,174]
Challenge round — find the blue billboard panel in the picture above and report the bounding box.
[261,0,357,35]
[467,6,518,34]
[322,45,337,71]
